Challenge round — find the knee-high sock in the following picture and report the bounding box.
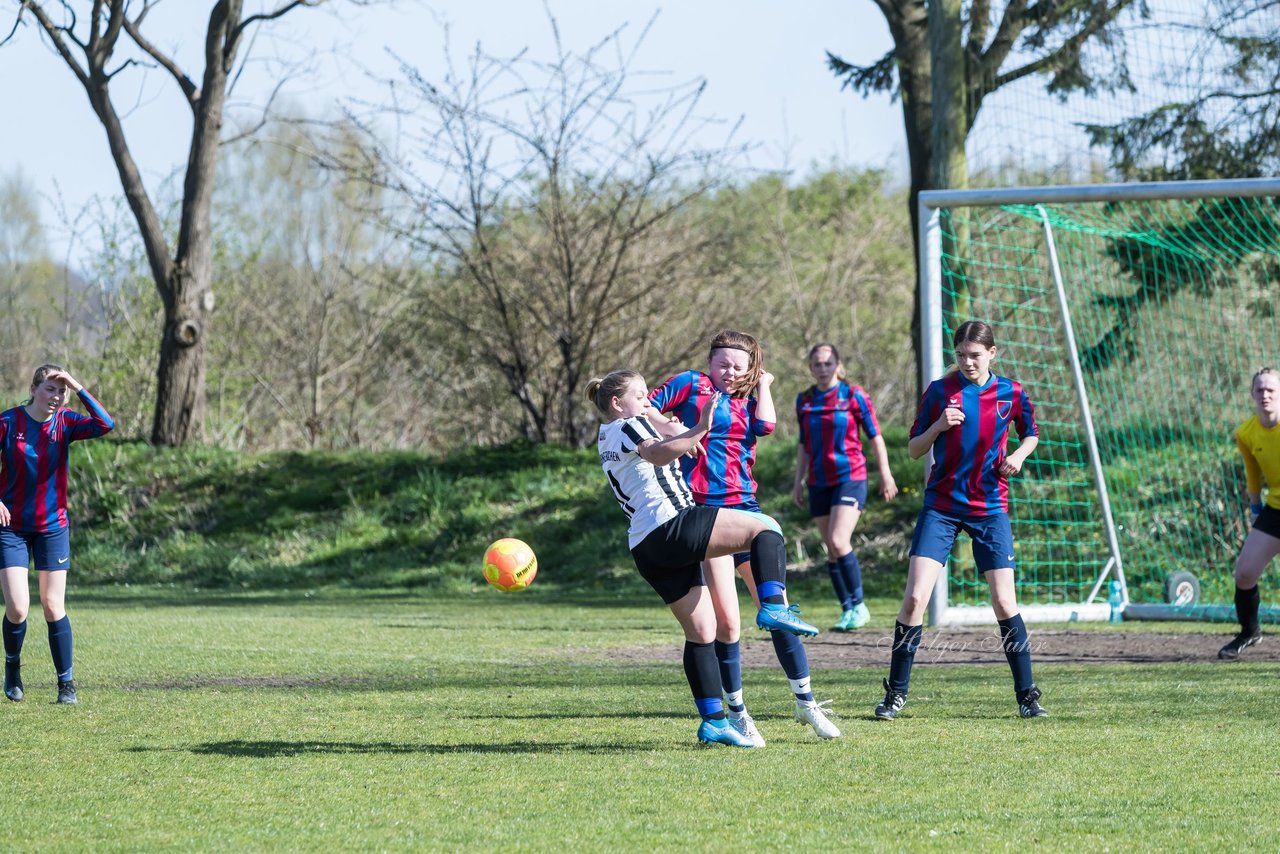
[683,641,725,720]
[47,616,73,683]
[1236,584,1261,635]
[750,530,787,604]
[837,552,864,606]
[2,617,26,661]
[770,630,814,702]
[997,614,1034,694]
[888,621,923,694]
[826,561,852,610]
[715,640,745,712]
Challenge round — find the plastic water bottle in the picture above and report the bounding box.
[1108,580,1123,624]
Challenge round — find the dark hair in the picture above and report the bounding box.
[585,370,642,417]
[25,363,65,406]
[709,329,763,399]
[952,320,996,350]
[806,342,846,381]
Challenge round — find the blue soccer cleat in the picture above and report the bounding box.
[697,717,757,748]
[849,601,871,629]
[756,602,820,637]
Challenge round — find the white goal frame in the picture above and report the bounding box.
[918,177,1280,627]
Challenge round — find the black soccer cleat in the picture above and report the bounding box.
[1218,631,1263,661]
[56,680,77,705]
[874,678,907,720]
[1018,685,1048,718]
[3,659,22,703]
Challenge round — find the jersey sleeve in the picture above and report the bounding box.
[909,382,941,439]
[618,417,656,455]
[1238,428,1264,494]
[648,372,694,417]
[852,387,881,439]
[749,396,775,437]
[1014,384,1038,439]
[64,389,115,441]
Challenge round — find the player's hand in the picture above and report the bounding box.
[793,481,806,509]
[999,456,1024,477]
[881,475,898,502]
[0,502,9,527]
[44,370,82,392]
[684,443,705,460]
[695,391,721,431]
[758,371,775,389]
[935,407,965,432]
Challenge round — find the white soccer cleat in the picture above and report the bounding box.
[795,699,842,739]
[728,711,767,747]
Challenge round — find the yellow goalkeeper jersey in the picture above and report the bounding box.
[1236,415,1280,510]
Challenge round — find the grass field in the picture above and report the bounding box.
[4,588,1278,852]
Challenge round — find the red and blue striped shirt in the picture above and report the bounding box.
[649,370,775,507]
[0,390,114,532]
[796,381,881,486]
[910,372,1037,517]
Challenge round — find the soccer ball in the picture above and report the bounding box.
[482,538,538,592]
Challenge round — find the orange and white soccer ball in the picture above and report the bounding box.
[482,538,538,592]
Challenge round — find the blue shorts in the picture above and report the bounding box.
[808,480,868,518]
[909,508,1015,573]
[0,527,72,572]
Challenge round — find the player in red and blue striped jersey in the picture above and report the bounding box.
[650,330,838,744]
[794,343,898,632]
[875,321,1048,721]
[0,365,113,705]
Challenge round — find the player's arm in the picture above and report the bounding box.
[793,443,809,508]
[908,406,960,459]
[638,393,720,467]
[1238,431,1264,519]
[869,434,898,500]
[1000,435,1039,476]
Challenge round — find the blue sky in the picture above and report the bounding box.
[0,2,905,261]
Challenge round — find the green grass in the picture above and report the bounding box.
[5,588,1278,851]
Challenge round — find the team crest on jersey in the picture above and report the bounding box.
[996,400,1012,420]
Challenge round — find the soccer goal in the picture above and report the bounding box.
[918,178,1280,626]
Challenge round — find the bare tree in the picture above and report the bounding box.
[3,1,364,445]
[333,16,745,448]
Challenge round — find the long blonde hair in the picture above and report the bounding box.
[709,329,763,399]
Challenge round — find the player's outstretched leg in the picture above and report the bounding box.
[749,531,819,637]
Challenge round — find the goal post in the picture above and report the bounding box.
[917,178,1280,627]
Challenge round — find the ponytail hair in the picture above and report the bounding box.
[944,320,997,375]
[24,363,65,406]
[585,370,642,417]
[806,342,846,381]
[709,329,763,399]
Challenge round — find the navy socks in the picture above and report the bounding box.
[997,613,1034,694]
[887,621,923,694]
[684,641,725,720]
[2,616,26,662]
[47,616,73,683]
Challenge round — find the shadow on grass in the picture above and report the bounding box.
[130,739,652,757]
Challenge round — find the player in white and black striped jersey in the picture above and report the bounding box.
[586,369,819,748]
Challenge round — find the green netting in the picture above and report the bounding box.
[937,195,1280,608]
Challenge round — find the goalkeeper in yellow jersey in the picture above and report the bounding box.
[1220,367,1280,660]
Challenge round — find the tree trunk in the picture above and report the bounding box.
[928,0,972,327]
[887,0,933,400]
[152,279,209,445]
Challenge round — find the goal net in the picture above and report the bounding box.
[919,178,1280,625]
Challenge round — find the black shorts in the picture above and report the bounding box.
[1254,505,1280,539]
[631,506,720,604]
